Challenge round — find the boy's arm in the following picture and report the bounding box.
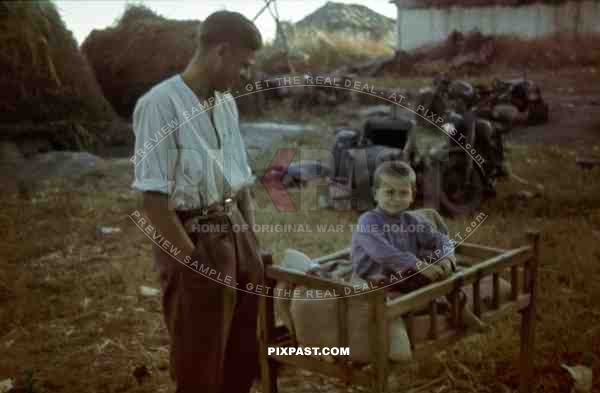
[351,214,420,276]
[414,215,456,272]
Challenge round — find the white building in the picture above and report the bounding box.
[389,0,600,50]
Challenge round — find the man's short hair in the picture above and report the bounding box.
[373,160,417,192]
[198,11,262,51]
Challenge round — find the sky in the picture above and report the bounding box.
[54,0,398,46]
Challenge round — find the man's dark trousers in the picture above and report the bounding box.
[153,206,264,393]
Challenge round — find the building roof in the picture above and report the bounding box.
[389,0,585,9]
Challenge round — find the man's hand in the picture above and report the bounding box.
[237,186,257,231]
[142,192,196,264]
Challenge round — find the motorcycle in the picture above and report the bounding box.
[330,110,507,216]
[415,73,477,128]
[480,78,549,126]
[428,110,507,216]
[416,74,549,132]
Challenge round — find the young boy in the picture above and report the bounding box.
[351,160,456,293]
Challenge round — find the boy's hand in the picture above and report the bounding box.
[438,257,455,277]
[419,263,446,282]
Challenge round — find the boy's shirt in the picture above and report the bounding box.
[351,207,455,279]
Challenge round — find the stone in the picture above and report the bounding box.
[561,364,593,393]
[359,105,391,118]
[139,286,160,297]
[239,122,317,149]
[96,226,122,236]
[0,379,13,393]
[18,151,106,188]
[283,160,333,186]
[515,190,535,200]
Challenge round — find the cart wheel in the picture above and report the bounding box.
[439,154,484,216]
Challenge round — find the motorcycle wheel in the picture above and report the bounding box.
[527,100,549,125]
[438,154,485,216]
[415,93,447,128]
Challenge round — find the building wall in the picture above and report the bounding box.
[395,0,600,50]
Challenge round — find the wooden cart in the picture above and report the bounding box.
[258,231,540,393]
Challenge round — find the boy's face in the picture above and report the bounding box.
[374,175,414,215]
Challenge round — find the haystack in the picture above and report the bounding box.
[83,5,274,118]
[81,5,198,119]
[0,1,119,153]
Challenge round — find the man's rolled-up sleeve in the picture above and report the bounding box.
[131,97,177,194]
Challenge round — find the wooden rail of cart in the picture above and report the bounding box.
[258,231,540,393]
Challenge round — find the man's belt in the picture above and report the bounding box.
[180,197,237,233]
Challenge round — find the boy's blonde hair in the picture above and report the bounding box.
[373,160,417,193]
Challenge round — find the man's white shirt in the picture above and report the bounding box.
[131,75,254,210]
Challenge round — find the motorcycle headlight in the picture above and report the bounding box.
[441,122,458,136]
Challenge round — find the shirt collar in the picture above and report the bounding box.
[374,206,408,219]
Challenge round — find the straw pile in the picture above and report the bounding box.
[0,1,118,151]
[81,5,198,119]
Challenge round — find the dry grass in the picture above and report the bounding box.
[1,134,599,392]
[297,32,393,71]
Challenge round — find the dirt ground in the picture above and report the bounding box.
[1,66,600,393]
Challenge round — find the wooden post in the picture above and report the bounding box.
[338,297,349,355]
[369,290,388,393]
[473,275,482,318]
[429,301,438,340]
[492,273,501,309]
[450,273,465,329]
[511,266,519,300]
[523,262,531,293]
[259,251,279,393]
[405,312,415,349]
[450,289,462,329]
[519,231,540,393]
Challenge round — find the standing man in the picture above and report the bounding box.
[131,11,263,393]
